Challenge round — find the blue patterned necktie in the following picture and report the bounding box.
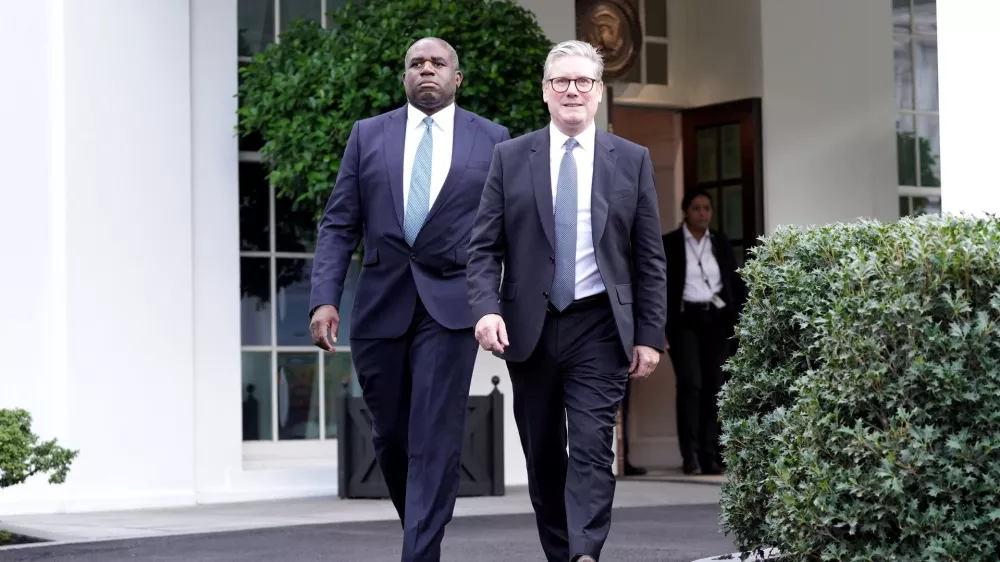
[549,137,579,311]
[404,116,434,246]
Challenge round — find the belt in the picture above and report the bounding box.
[546,291,609,314]
[681,300,715,312]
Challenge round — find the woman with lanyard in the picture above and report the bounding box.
[661,189,746,475]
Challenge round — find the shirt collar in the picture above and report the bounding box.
[682,223,711,244]
[407,102,455,134]
[549,120,596,153]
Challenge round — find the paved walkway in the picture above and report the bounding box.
[0,481,737,561]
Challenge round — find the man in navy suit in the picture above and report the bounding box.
[467,40,667,562]
[309,37,510,562]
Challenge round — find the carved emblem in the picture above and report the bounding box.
[577,0,643,80]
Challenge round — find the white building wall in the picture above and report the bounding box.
[759,0,898,229]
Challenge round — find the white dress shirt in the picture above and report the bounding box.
[402,103,454,211]
[549,121,605,300]
[681,223,724,302]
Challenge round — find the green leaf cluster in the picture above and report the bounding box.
[720,214,1000,561]
[0,409,78,489]
[236,0,553,221]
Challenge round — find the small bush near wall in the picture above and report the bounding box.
[720,215,1000,560]
[237,0,552,222]
[0,409,77,490]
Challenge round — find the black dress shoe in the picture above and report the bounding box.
[624,463,647,476]
[682,459,699,475]
[700,460,723,475]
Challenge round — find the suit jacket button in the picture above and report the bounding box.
[409,253,416,260]
[542,291,549,298]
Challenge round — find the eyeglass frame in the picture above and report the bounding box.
[546,76,598,93]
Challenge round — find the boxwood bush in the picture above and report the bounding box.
[719,214,1000,561]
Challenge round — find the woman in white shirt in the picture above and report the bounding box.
[661,189,746,475]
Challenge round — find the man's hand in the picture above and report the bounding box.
[475,314,508,353]
[310,305,341,352]
[629,345,659,379]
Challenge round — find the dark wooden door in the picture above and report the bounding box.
[681,98,764,263]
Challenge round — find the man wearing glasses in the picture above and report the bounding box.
[467,40,667,562]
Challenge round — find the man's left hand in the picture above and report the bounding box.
[629,345,659,379]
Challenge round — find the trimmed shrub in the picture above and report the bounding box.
[0,408,77,489]
[720,214,1000,560]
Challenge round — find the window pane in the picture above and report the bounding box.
[242,351,273,441]
[911,195,941,216]
[645,0,667,38]
[281,0,322,32]
[913,38,938,111]
[277,352,321,440]
[324,351,356,439]
[275,193,317,253]
[240,161,270,252]
[721,184,742,241]
[720,124,741,180]
[892,0,910,33]
[696,127,718,182]
[645,43,668,85]
[238,64,265,152]
[899,196,910,217]
[896,114,917,186]
[913,0,936,34]
[916,114,941,187]
[238,0,275,57]
[894,37,913,110]
[241,257,272,346]
[276,259,313,346]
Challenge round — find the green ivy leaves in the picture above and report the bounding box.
[720,214,1000,560]
[236,0,553,222]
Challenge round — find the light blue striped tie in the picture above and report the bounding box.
[549,137,579,311]
[404,116,434,246]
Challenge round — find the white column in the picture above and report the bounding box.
[0,0,71,515]
[938,1,1000,215]
[0,0,199,515]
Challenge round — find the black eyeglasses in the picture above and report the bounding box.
[548,77,596,93]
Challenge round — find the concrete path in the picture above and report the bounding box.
[0,503,736,561]
[0,481,737,561]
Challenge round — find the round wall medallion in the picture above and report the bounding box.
[577,0,643,81]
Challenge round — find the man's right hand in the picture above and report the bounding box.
[475,314,509,353]
[310,305,341,351]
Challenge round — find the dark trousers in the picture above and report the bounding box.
[621,377,634,465]
[667,304,730,469]
[507,293,629,562]
[350,296,478,562]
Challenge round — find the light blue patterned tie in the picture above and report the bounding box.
[549,137,579,311]
[404,116,434,246]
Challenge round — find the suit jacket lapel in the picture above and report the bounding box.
[424,107,476,225]
[529,128,554,250]
[383,106,407,229]
[592,129,617,246]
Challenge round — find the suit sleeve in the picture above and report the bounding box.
[309,121,362,316]
[467,143,506,322]
[631,147,668,351]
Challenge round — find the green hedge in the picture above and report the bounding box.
[720,215,1000,560]
[236,0,552,222]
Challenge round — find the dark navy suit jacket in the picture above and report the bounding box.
[309,105,511,339]
[466,126,668,363]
